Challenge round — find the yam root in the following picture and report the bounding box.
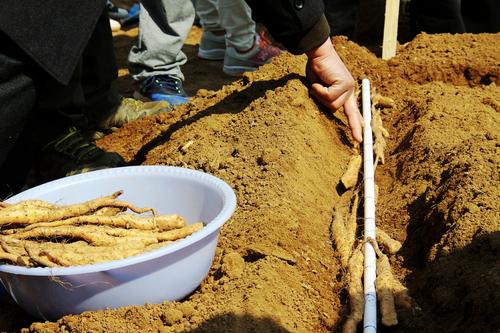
[94,207,123,216]
[341,155,362,189]
[342,246,364,333]
[368,237,413,323]
[376,253,398,326]
[39,249,73,267]
[374,95,395,109]
[0,200,58,212]
[391,277,412,309]
[376,228,402,254]
[345,194,359,256]
[331,209,350,268]
[13,226,118,246]
[0,192,203,267]
[0,191,156,226]
[156,222,204,242]
[372,108,389,168]
[0,249,22,265]
[24,244,57,267]
[24,214,186,232]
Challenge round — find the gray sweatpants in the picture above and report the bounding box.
[128,0,195,81]
[195,0,255,51]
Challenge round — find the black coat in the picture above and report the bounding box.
[246,0,330,54]
[0,0,106,85]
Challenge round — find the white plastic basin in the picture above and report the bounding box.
[0,166,236,320]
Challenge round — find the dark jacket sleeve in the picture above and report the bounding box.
[0,0,106,85]
[245,0,330,54]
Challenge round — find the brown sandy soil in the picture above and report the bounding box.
[0,25,499,333]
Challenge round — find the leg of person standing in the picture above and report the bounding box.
[196,0,281,76]
[0,34,36,197]
[196,0,227,60]
[128,0,195,105]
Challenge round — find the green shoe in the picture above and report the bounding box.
[97,98,172,130]
[36,127,124,182]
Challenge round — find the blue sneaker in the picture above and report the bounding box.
[121,3,140,26]
[138,75,189,106]
[106,0,128,20]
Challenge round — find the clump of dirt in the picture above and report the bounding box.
[1,32,498,333]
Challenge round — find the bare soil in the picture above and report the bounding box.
[0,26,498,333]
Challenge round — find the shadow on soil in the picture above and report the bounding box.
[173,313,292,333]
[399,225,500,333]
[0,297,293,333]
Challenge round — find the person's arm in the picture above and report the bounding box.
[306,38,363,142]
[245,1,363,142]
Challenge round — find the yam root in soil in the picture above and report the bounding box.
[342,246,365,333]
[0,192,203,267]
[331,208,350,268]
[368,238,413,326]
[341,155,362,189]
[376,227,402,254]
[372,107,389,168]
[332,192,360,269]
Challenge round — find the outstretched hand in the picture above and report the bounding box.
[305,39,364,142]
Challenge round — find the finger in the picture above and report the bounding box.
[310,82,348,106]
[344,94,364,142]
[311,85,351,111]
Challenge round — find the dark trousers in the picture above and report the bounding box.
[0,12,118,197]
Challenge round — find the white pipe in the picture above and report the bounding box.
[362,78,377,333]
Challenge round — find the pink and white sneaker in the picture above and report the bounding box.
[223,31,282,76]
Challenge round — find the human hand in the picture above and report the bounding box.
[305,39,364,142]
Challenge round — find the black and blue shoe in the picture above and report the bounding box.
[138,75,189,106]
[106,0,128,20]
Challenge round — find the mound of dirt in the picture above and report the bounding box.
[1,32,498,333]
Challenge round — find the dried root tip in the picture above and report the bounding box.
[341,155,362,189]
[343,246,364,333]
[156,222,204,242]
[376,228,402,254]
[376,254,398,326]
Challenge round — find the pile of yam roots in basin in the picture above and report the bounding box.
[335,94,414,331]
[0,191,203,267]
